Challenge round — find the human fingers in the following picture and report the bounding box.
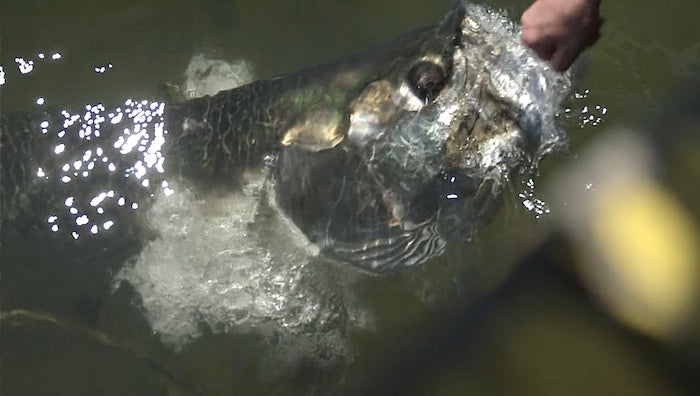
[549,43,578,72]
[521,28,556,61]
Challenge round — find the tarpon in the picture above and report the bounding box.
[1,2,571,272]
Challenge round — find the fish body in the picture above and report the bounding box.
[1,2,570,271]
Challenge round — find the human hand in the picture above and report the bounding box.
[521,0,602,72]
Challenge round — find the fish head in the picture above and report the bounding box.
[344,2,572,239]
[274,2,572,270]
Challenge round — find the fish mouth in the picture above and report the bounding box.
[430,2,573,239]
[275,2,572,271]
[436,130,527,241]
[462,4,571,164]
[435,168,500,237]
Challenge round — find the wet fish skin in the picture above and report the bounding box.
[163,22,456,182]
[1,2,570,271]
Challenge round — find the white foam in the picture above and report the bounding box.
[463,4,572,159]
[114,178,369,368]
[183,54,255,98]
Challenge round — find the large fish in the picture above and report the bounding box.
[1,2,570,272]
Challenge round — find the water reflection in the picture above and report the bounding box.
[5,2,699,394]
[563,89,609,129]
[518,177,550,218]
[15,57,35,74]
[27,95,169,238]
[9,52,62,78]
[93,63,113,74]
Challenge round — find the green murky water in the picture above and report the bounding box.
[2,0,699,394]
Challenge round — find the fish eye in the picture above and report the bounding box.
[407,61,446,103]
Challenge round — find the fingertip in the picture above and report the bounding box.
[520,28,535,46]
[520,12,529,27]
[520,6,534,26]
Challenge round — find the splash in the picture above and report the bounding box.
[183,53,254,98]
[114,178,368,366]
[462,4,572,160]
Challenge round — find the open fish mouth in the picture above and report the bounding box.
[1,2,572,273]
[274,2,572,271]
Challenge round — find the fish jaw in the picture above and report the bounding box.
[270,2,573,270]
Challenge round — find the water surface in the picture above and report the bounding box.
[2,0,699,394]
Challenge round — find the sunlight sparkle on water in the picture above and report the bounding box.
[563,89,609,128]
[15,57,34,74]
[37,98,171,236]
[90,192,107,207]
[94,63,113,74]
[519,178,551,218]
[12,51,174,239]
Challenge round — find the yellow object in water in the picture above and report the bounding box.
[589,178,699,339]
